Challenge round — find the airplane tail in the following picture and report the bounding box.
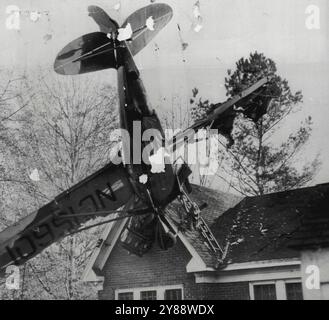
[54,4,173,76]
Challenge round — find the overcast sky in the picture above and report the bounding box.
[0,0,328,189]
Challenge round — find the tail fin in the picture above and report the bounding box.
[54,32,117,75]
[88,5,119,34]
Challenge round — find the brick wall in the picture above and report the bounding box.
[98,238,250,300]
[198,282,250,300]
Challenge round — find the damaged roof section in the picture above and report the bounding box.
[168,183,329,269]
[167,185,242,268]
[217,183,329,264]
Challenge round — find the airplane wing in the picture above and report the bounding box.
[167,77,275,151]
[0,163,135,271]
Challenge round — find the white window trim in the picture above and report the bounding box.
[249,279,302,300]
[115,284,184,300]
[222,259,301,271]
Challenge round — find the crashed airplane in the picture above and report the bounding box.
[0,3,276,272]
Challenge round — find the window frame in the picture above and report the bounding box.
[117,291,134,301]
[140,290,157,301]
[249,279,303,300]
[252,282,277,300]
[284,280,304,300]
[164,288,184,300]
[115,284,184,300]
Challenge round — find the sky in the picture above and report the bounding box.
[0,0,328,189]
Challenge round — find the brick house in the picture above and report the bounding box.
[82,183,329,300]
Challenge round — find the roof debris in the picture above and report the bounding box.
[181,42,189,51]
[176,24,189,52]
[259,223,268,235]
[193,1,202,18]
[192,1,203,32]
[43,34,52,42]
[231,238,245,246]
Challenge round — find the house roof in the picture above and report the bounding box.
[211,183,329,265]
[287,183,329,250]
[84,183,329,280]
[167,183,329,268]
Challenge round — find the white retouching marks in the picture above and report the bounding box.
[117,23,133,41]
[194,23,203,33]
[149,147,169,174]
[146,16,155,31]
[139,174,148,184]
[113,3,121,11]
[29,169,40,182]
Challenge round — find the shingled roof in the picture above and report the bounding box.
[287,183,329,250]
[167,183,329,269]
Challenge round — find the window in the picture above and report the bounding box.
[118,292,134,300]
[115,285,184,300]
[286,283,303,300]
[140,290,157,300]
[254,284,277,300]
[164,289,183,300]
[250,280,303,300]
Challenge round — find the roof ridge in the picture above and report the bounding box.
[190,183,243,200]
[242,183,329,202]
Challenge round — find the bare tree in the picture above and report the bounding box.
[0,72,118,299]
